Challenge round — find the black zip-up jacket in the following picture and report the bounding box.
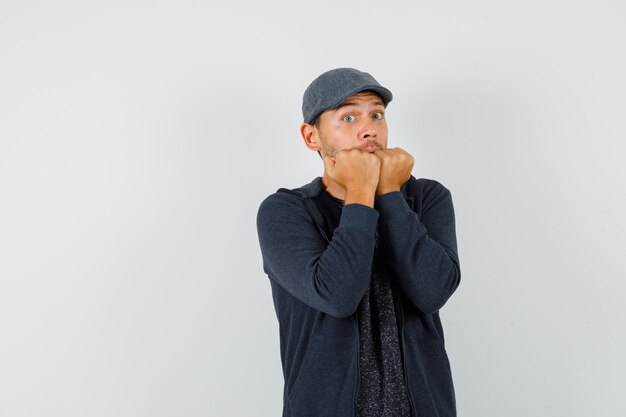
[256,176,461,417]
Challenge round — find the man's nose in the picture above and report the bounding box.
[360,118,377,139]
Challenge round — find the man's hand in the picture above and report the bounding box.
[323,149,380,207]
[373,147,414,197]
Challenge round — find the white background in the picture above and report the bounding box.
[1,1,625,416]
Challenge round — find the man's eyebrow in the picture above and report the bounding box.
[332,100,385,111]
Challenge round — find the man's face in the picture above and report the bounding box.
[314,91,388,159]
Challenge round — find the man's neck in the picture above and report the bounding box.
[321,175,346,201]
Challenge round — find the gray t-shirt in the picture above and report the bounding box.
[316,188,412,417]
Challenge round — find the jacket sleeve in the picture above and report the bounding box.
[375,180,461,314]
[256,192,379,318]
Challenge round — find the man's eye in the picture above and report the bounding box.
[372,112,383,120]
[343,115,355,122]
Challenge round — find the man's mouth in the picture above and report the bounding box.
[363,146,380,153]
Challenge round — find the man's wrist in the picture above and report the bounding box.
[375,185,401,197]
[345,189,376,208]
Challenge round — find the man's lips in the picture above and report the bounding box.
[363,146,381,153]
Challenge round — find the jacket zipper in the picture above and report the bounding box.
[354,308,360,417]
[318,227,330,243]
[317,217,371,417]
[317,225,364,417]
[395,292,416,416]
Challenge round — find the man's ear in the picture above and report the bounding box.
[301,123,321,152]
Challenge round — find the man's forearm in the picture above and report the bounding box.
[257,193,380,318]
[375,188,461,314]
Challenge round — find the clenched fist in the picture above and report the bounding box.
[373,147,414,197]
[323,149,381,207]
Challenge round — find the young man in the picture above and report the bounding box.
[256,68,461,417]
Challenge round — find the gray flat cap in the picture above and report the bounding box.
[302,68,393,124]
